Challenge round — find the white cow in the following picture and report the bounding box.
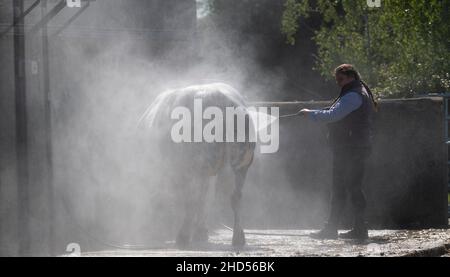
[139,83,255,248]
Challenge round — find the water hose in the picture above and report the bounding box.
[221,223,310,237]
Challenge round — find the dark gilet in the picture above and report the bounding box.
[327,80,374,150]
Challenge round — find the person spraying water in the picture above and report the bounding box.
[298,64,378,240]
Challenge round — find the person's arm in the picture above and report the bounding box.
[306,92,362,123]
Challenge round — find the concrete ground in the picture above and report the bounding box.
[80,228,450,257]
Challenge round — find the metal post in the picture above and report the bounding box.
[446,97,450,217]
[443,95,450,218]
[13,0,30,256]
[41,0,55,256]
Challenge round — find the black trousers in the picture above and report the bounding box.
[327,146,371,228]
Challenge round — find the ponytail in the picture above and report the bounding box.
[360,80,378,112]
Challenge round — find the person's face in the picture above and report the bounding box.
[335,73,355,88]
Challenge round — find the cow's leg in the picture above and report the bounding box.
[176,200,195,248]
[231,166,248,247]
[230,141,254,247]
[192,178,209,243]
[175,177,195,249]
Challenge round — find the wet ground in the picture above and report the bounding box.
[81,228,450,257]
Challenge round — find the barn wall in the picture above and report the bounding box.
[0,0,55,256]
[0,1,19,256]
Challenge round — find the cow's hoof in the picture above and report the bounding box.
[232,228,246,247]
[192,227,209,243]
[176,232,191,249]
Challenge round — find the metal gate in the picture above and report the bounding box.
[443,93,450,217]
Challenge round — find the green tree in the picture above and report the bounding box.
[282,0,450,97]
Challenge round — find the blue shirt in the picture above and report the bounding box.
[309,92,362,123]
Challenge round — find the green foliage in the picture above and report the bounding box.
[282,0,310,45]
[282,0,450,97]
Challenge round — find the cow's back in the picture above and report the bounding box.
[139,83,252,177]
